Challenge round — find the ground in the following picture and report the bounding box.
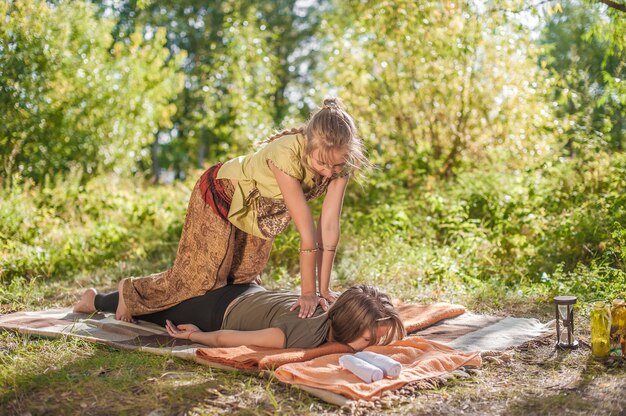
[1,284,625,416]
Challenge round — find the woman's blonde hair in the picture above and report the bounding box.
[258,98,369,176]
[327,284,406,348]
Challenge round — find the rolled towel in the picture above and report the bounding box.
[355,351,402,378]
[338,355,384,383]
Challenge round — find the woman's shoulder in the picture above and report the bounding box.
[260,132,305,153]
[233,290,299,305]
[258,133,306,180]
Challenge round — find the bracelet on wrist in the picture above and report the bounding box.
[299,247,319,253]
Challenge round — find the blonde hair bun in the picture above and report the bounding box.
[322,97,342,110]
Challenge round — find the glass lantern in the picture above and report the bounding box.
[591,302,611,358]
[554,295,578,349]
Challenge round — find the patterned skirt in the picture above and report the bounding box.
[120,164,274,316]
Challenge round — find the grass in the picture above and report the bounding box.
[0,331,330,415]
[2,272,625,415]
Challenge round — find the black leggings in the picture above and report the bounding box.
[94,284,265,332]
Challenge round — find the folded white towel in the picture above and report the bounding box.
[338,355,384,383]
[355,351,402,378]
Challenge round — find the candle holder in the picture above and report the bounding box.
[554,295,578,349]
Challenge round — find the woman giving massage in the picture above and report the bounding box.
[73,284,406,350]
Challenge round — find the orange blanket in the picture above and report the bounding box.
[196,342,353,370]
[195,301,465,370]
[395,302,465,333]
[274,337,481,401]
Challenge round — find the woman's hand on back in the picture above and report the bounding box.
[290,293,330,318]
[320,289,340,304]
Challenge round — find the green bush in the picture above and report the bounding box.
[0,0,184,184]
[332,151,625,300]
[1,153,623,304]
[0,171,189,285]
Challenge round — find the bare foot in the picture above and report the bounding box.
[73,288,97,314]
[115,280,136,323]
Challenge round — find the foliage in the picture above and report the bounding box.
[1,0,625,306]
[2,153,623,304]
[95,0,324,175]
[0,0,184,184]
[316,0,556,181]
[541,1,626,154]
[337,150,626,302]
[0,169,190,288]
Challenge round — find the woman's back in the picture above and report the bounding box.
[222,291,330,348]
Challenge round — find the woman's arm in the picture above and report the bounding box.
[317,176,349,301]
[166,320,285,348]
[269,162,324,318]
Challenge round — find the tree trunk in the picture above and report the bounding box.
[151,136,160,184]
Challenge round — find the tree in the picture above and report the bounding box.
[597,0,626,13]
[541,0,626,155]
[316,0,556,184]
[0,0,184,184]
[94,0,324,176]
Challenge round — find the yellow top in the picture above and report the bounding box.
[217,134,325,239]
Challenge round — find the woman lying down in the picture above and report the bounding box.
[73,284,406,351]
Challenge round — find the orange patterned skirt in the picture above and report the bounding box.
[120,165,273,316]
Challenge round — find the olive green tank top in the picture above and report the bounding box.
[221,290,330,348]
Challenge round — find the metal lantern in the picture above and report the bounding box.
[554,295,579,349]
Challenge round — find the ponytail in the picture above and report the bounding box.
[256,127,305,147]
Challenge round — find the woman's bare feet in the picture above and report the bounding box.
[115,279,135,323]
[73,288,97,314]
